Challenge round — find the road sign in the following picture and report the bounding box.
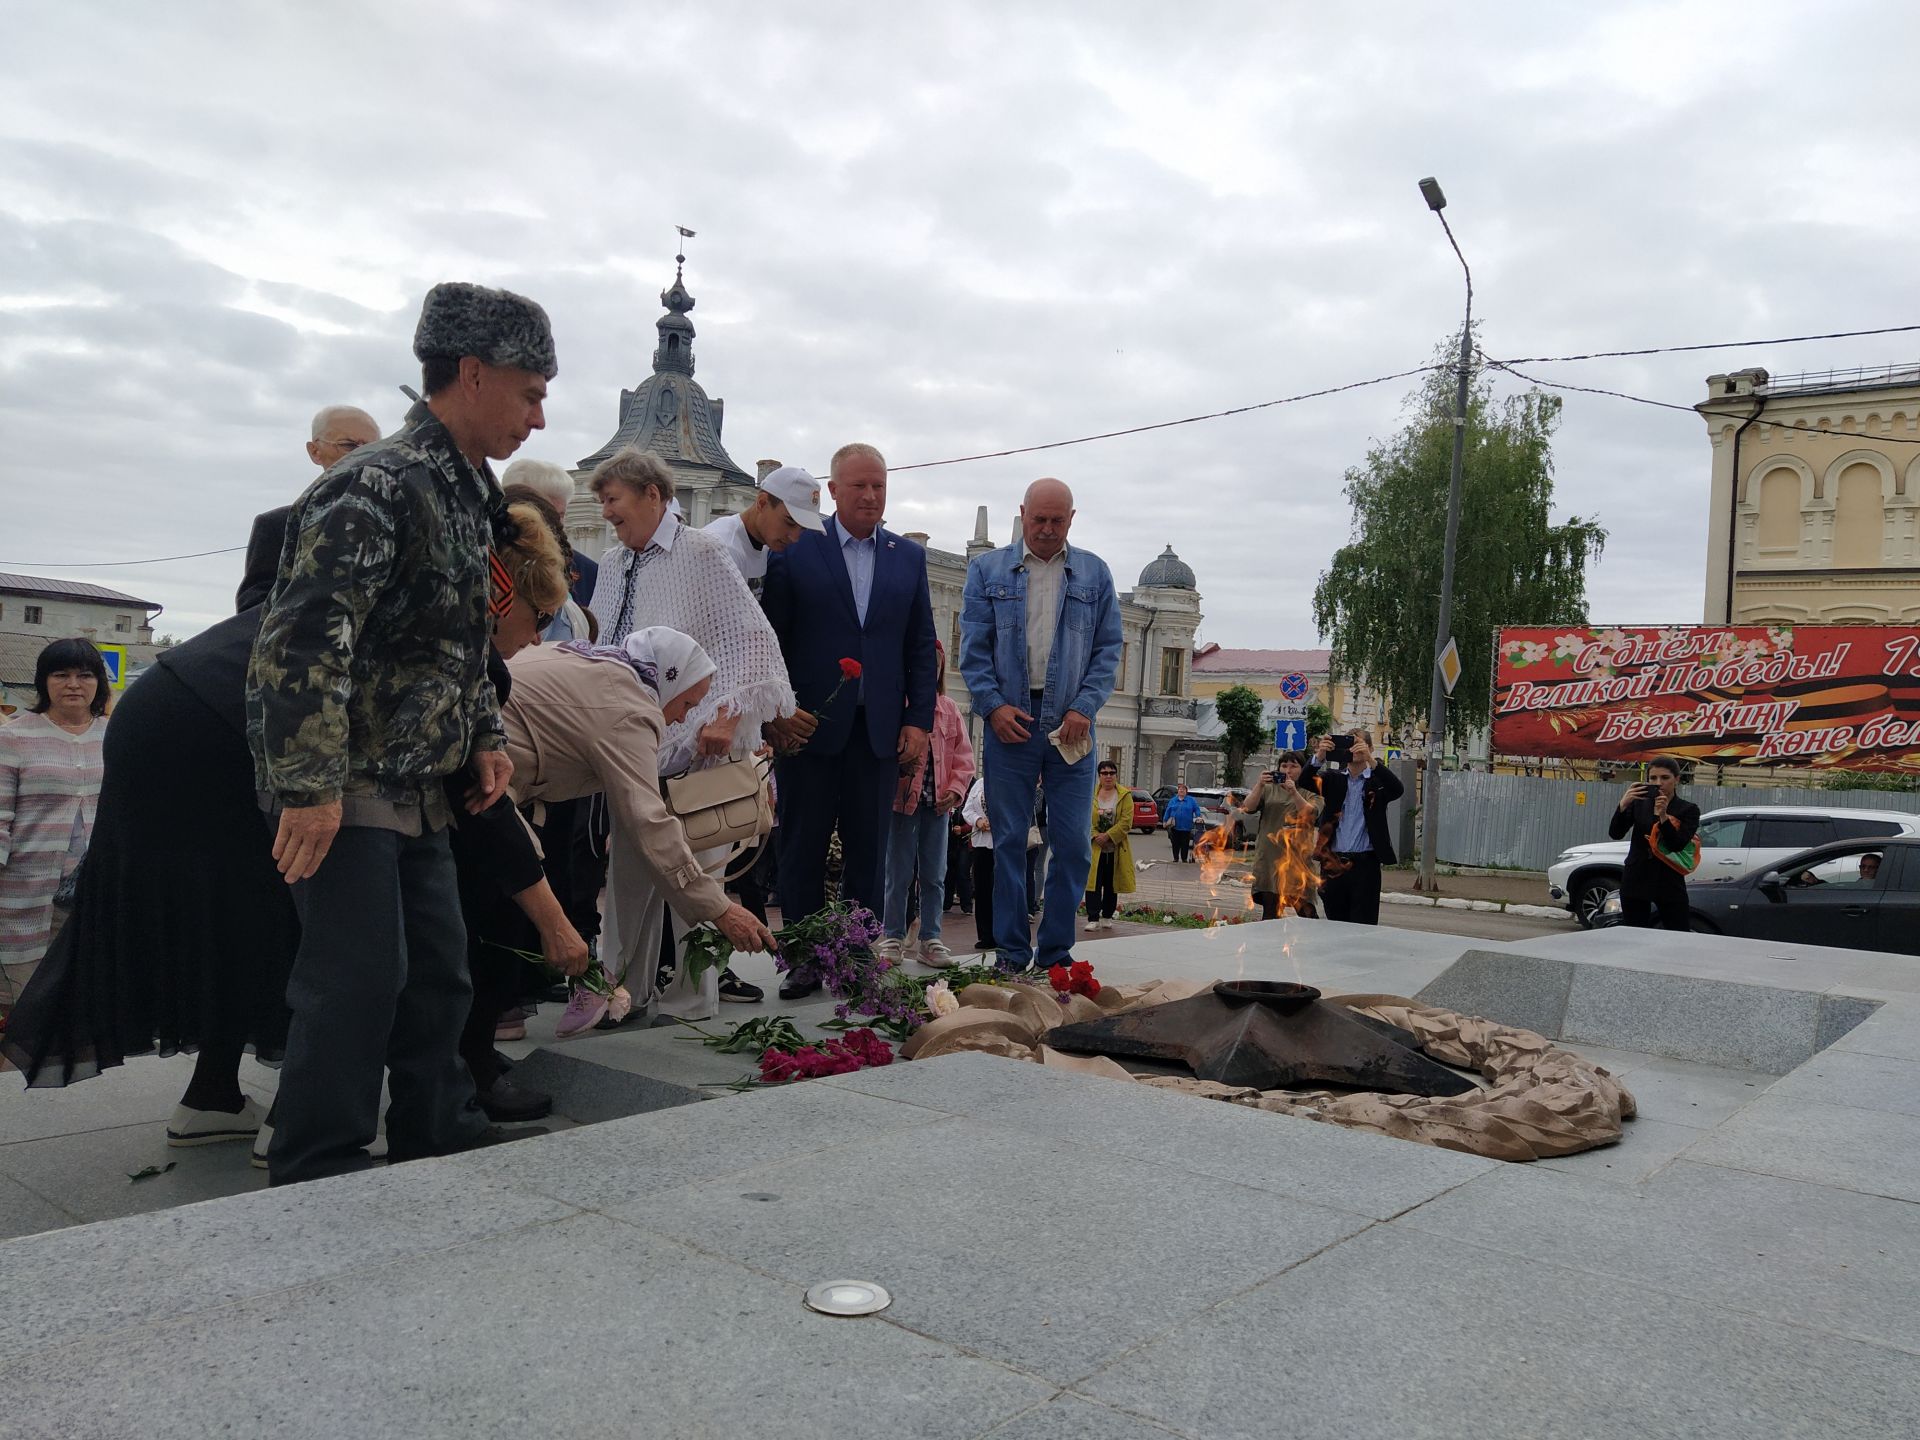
[1279,671,1309,702]
[97,644,128,689]
[1437,637,1462,696]
[1274,717,1306,752]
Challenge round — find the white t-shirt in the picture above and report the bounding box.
[704,512,768,588]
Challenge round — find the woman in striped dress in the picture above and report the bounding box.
[0,639,109,1013]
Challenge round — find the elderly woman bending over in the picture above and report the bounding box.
[490,577,778,1031]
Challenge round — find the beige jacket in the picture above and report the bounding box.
[501,646,729,923]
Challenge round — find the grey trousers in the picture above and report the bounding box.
[268,824,486,1185]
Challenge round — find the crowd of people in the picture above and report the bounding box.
[0,280,1824,1200]
[0,279,1170,1186]
[0,276,1476,1190]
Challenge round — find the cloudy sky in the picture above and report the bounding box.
[4,1,1916,645]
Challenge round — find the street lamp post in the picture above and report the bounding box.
[1417,176,1472,894]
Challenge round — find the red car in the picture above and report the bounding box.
[1129,792,1159,834]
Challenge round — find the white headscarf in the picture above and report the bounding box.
[625,626,715,709]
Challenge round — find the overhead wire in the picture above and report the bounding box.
[1488,323,1920,366]
[1482,354,1920,445]
[0,544,247,569]
[888,363,1444,471]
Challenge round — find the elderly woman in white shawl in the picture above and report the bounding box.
[584,449,794,1018]
[501,627,780,1035]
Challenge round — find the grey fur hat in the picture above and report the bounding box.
[412,282,558,380]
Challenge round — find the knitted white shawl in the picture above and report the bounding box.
[590,518,794,768]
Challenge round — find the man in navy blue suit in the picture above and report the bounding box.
[763,443,938,997]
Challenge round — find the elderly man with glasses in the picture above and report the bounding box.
[236,404,383,611]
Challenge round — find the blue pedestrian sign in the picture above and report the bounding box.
[1274,717,1306,752]
[1279,671,1309,702]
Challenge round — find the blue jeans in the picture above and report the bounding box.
[984,727,1096,968]
[884,806,950,943]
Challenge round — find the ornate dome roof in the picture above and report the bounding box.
[573,259,749,484]
[1138,544,1196,590]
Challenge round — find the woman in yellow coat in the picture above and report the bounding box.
[1083,759,1137,930]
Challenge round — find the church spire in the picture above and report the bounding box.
[653,227,697,377]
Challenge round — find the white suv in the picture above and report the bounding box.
[1547,804,1920,928]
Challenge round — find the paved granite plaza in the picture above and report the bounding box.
[2,917,1916,1437]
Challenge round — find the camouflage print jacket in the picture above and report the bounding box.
[247,402,504,822]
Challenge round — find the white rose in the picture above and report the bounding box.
[924,980,959,1018]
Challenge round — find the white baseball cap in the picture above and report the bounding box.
[759,466,827,532]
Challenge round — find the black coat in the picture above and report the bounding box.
[1608,792,1701,879]
[235,505,293,612]
[1318,765,1406,864]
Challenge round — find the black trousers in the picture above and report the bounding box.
[730,836,776,925]
[1252,891,1318,921]
[1622,864,1690,930]
[1169,828,1193,863]
[971,848,997,951]
[1085,851,1118,920]
[270,825,486,1186]
[775,716,896,923]
[1319,852,1383,925]
[946,828,974,910]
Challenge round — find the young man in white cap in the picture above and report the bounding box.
[703,465,826,596]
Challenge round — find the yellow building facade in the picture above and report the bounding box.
[1699,364,1920,624]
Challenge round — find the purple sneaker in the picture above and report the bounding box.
[554,986,610,1039]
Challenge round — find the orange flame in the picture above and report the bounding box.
[1265,806,1320,916]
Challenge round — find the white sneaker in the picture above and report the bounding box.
[875,937,906,964]
[919,939,954,969]
[167,1097,264,1147]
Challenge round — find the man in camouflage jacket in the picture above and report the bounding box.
[247,281,557,1185]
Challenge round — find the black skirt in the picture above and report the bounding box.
[2,618,298,1085]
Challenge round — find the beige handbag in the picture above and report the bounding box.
[660,754,773,854]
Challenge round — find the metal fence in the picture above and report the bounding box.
[1433,771,1920,872]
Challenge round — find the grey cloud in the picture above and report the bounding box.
[3,0,1917,648]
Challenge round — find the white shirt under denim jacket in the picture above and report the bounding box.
[956,540,1123,730]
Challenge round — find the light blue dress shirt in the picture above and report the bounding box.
[839,526,877,626]
[1334,768,1373,854]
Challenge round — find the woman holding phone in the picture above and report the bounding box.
[1606,755,1700,930]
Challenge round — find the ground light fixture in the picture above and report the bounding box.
[804,1279,893,1317]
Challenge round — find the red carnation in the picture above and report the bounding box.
[1048,964,1071,993]
[813,657,864,721]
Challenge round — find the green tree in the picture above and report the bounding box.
[1311,331,1606,744]
[1305,700,1334,748]
[1214,684,1268,782]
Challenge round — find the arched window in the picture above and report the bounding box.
[1832,462,1885,568]
[1756,468,1801,552]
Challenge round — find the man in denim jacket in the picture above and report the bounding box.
[959,478,1121,969]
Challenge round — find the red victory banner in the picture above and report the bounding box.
[1491,624,1920,774]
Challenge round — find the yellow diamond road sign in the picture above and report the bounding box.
[1438,638,1462,696]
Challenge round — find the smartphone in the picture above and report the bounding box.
[1330,733,1355,765]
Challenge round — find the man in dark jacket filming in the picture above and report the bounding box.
[1606,755,1700,930]
[1316,732,1403,924]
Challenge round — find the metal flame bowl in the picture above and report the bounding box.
[1212,980,1322,1011]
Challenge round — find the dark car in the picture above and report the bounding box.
[1686,835,1920,954]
